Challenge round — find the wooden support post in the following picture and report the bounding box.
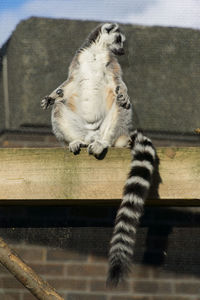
[0,237,64,300]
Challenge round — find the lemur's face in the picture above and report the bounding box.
[101,23,126,55]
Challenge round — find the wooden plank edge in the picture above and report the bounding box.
[0,199,199,206]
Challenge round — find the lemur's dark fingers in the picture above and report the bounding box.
[125,102,131,109]
[124,96,131,109]
[41,99,48,110]
[41,96,55,110]
[115,86,120,94]
[117,93,131,109]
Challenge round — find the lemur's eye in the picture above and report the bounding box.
[116,35,122,43]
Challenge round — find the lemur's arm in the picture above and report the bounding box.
[41,77,72,110]
[115,82,130,109]
[41,55,79,110]
[109,57,131,109]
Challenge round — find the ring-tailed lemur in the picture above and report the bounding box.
[41,23,156,286]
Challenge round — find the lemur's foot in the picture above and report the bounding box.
[69,140,86,155]
[41,96,55,110]
[115,86,131,109]
[88,140,108,156]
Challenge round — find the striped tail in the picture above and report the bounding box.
[107,130,156,286]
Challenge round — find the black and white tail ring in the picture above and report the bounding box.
[107,130,156,286]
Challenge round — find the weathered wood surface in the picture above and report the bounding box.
[0,147,199,205]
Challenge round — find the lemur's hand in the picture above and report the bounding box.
[41,96,55,110]
[115,86,131,109]
[41,88,64,110]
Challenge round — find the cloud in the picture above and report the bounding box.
[0,0,200,47]
[126,0,200,28]
[5,0,155,22]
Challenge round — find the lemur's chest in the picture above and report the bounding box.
[79,50,109,90]
[75,50,115,122]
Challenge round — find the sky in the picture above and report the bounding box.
[0,0,200,47]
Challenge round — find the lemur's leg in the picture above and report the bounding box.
[88,102,124,156]
[88,96,133,156]
[52,101,87,154]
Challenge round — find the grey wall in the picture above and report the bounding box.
[0,17,199,137]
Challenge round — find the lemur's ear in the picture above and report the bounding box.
[102,23,118,34]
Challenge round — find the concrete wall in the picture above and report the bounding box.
[0,17,200,137]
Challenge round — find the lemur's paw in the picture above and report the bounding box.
[88,141,107,156]
[41,96,55,110]
[69,140,85,155]
[115,86,131,109]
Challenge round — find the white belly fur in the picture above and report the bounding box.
[76,48,112,124]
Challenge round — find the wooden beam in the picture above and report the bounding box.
[0,237,64,300]
[0,147,199,205]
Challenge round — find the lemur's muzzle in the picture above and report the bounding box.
[113,48,125,56]
[117,48,125,55]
